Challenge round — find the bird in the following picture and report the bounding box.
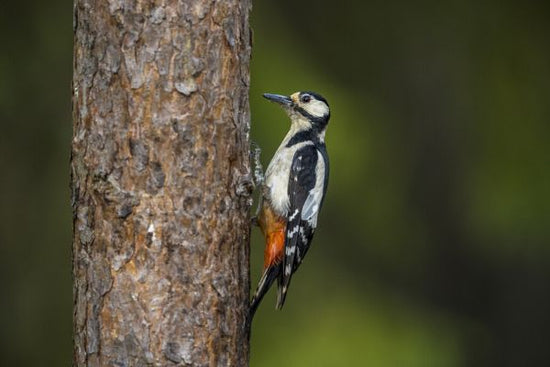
[249,91,330,319]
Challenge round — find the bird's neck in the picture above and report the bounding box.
[280,125,325,150]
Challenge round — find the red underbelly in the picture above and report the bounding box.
[258,203,287,269]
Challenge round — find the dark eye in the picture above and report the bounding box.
[301,95,311,103]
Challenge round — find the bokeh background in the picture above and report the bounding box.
[1,0,549,366]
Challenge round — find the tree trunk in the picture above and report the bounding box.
[71,1,252,366]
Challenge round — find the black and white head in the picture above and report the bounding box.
[263,91,330,134]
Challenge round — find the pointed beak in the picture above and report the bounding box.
[263,93,293,107]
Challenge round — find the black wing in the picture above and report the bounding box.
[276,144,321,309]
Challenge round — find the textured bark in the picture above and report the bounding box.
[71,1,252,366]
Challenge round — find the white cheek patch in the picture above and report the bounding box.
[303,100,329,118]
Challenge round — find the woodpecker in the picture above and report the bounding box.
[250,91,330,318]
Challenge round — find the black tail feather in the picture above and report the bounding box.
[276,270,292,310]
[248,265,280,322]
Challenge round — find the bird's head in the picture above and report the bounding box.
[263,91,330,132]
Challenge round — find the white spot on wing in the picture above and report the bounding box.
[299,227,308,243]
[285,263,292,275]
[287,225,299,238]
[301,150,326,227]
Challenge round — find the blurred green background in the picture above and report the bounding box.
[1,0,549,366]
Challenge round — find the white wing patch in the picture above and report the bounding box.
[301,150,325,227]
[301,192,321,224]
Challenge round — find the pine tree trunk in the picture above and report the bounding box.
[71,1,252,365]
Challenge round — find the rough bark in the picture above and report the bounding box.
[71,1,252,366]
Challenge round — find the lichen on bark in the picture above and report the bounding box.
[71,0,252,365]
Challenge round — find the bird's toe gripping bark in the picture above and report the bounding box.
[250,141,264,188]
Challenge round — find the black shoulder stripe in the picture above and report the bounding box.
[286,130,314,147]
[294,106,330,128]
[286,130,327,151]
